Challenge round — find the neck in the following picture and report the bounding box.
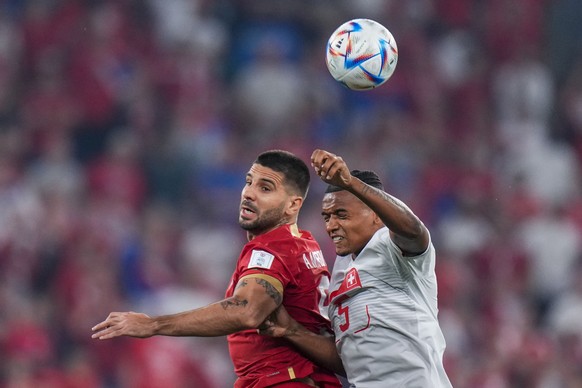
[246,220,295,241]
[352,225,382,258]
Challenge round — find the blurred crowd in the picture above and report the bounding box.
[1,0,582,387]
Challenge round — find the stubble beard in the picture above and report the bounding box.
[239,204,287,235]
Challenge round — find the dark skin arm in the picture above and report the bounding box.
[259,306,346,376]
[92,275,282,339]
[311,149,429,255]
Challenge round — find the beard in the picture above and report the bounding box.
[239,203,286,235]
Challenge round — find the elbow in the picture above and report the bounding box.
[238,308,270,330]
[392,218,429,255]
[401,216,425,240]
[411,218,426,239]
[241,316,263,330]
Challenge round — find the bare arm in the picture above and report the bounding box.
[259,306,346,376]
[311,149,429,255]
[92,275,282,339]
[346,178,429,254]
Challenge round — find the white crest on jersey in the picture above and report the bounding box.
[248,250,275,269]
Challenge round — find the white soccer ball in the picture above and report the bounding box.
[326,18,398,91]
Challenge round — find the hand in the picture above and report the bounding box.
[257,305,297,338]
[311,149,352,189]
[91,312,154,340]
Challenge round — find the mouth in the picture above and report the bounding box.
[240,202,258,220]
[330,235,345,244]
[330,234,350,255]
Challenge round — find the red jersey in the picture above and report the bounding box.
[226,224,340,388]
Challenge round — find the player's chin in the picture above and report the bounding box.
[334,245,352,257]
[239,218,258,231]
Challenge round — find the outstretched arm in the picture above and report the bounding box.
[92,275,282,339]
[259,306,346,376]
[311,149,429,255]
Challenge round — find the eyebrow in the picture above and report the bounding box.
[247,173,278,187]
[321,208,347,216]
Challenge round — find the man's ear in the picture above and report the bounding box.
[286,196,303,217]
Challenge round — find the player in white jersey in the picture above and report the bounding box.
[259,149,452,388]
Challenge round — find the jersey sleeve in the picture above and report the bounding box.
[236,245,293,297]
[386,228,436,276]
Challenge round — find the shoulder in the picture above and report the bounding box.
[369,227,436,267]
[367,226,391,250]
[387,232,436,275]
[372,226,434,259]
[244,226,292,254]
[262,225,322,253]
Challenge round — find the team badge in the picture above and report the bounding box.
[329,267,363,304]
[248,250,275,269]
[344,268,362,289]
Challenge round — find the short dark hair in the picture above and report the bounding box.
[325,169,384,193]
[254,150,310,197]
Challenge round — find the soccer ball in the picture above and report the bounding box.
[326,19,398,91]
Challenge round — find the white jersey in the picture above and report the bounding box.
[328,226,452,388]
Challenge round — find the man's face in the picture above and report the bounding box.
[321,191,380,257]
[239,164,293,236]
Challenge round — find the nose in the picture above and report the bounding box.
[325,216,339,234]
[241,183,255,200]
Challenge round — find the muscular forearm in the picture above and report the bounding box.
[284,326,346,376]
[154,296,263,337]
[346,178,429,254]
[348,178,423,237]
[93,277,281,340]
[349,178,424,233]
[92,296,264,340]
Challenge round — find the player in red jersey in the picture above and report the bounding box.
[92,150,341,388]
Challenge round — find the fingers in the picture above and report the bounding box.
[256,319,274,335]
[91,312,125,340]
[91,312,153,340]
[257,327,271,335]
[91,321,109,333]
[257,321,287,337]
[311,149,330,172]
[311,149,336,178]
[91,322,117,340]
[323,159,344,181]
[91,325,124,340]
[311,149,349,184]
[92,313,115,332]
